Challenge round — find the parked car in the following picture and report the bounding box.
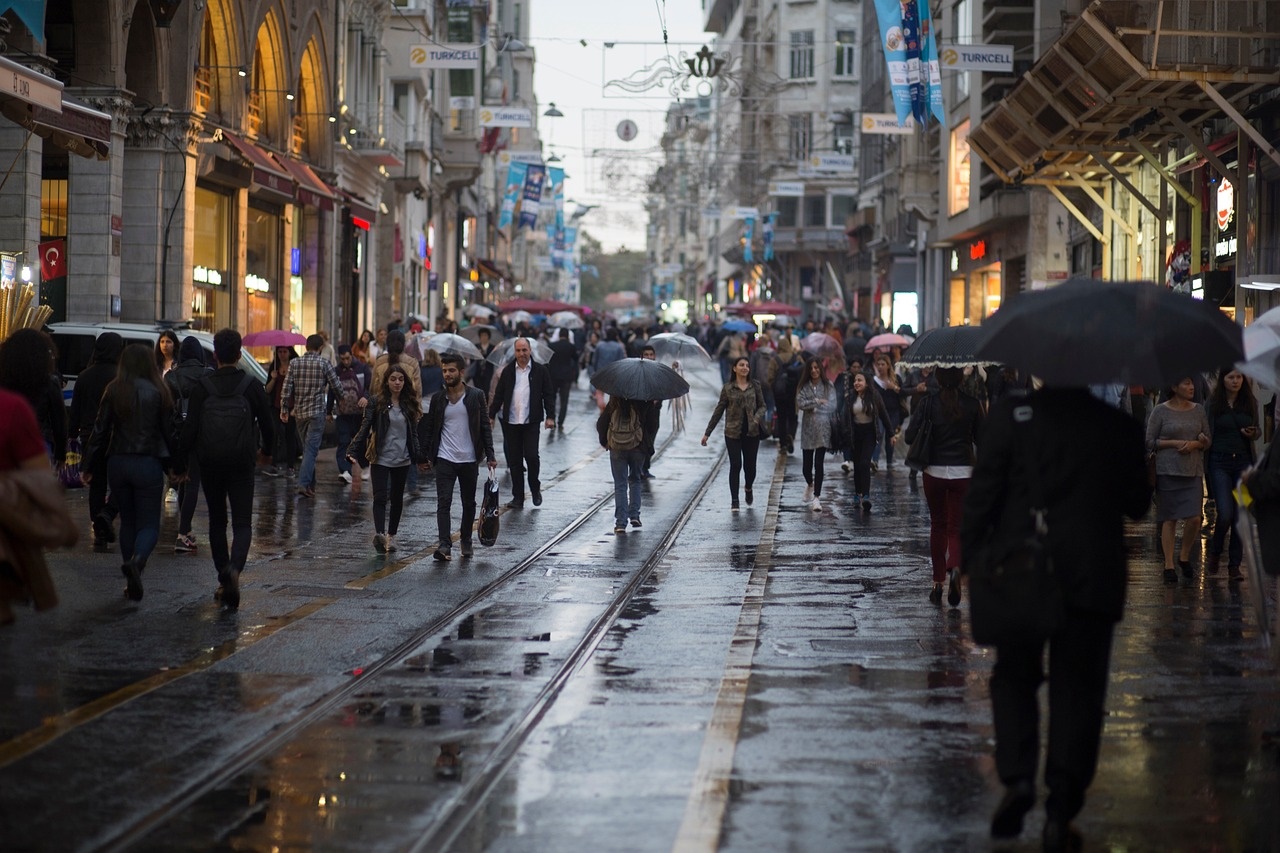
[46,321,271,405]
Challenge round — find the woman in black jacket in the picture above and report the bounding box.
[165,337,211,553]
[349,364,425,554]
[846,370,895,512]
[904,366,984,607]
[83,344,175,601]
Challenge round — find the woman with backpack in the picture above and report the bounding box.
[82,344,176,602]
[597,394,648,532]
[164,337,210,553]
[348,364,425,554]
[796,356,836,512]
[702,356,767,510]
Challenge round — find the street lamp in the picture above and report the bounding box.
[544,102,564,118]
[495,34,526,52]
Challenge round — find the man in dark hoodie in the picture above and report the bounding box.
[69,332,123,549]
[165,337,211,553]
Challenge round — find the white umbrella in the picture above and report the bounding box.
[649,332,711,363]
[425,332,484,360]
[405,331,436,361]
[486,337,553,366]
[549,310,585,330]
[1238,307,1280,389]
[461,323,504,344]
[464,304,496,318]
[506,309,535,326]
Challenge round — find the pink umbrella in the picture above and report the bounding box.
[242,329,307,347]
[800,332,842,359]
[864,333,911,353]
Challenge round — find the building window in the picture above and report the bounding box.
[831,194,856,225]
[777,197,799,227]
[447,7,473,42]
[789,31,815,79]
[835,30,857,78]
[788,113,812,161]
[953,0,971,101]
[949,119,971,216]
[804,195,826,228]
[833,120,854,155]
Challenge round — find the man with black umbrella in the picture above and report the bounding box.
[489,337,556,508]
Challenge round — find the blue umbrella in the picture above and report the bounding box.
[723,319,756,333]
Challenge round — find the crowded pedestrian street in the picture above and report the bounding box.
[2,366,1278,851]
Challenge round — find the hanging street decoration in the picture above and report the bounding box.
[604,44,744,99]
[870,0,944,128]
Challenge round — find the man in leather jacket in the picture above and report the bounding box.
[422,353,497,560]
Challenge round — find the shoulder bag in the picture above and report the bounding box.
[968,403,1065,646]
[905,396,933,472]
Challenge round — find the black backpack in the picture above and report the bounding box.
[197,374,256,466]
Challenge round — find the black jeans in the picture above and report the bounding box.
[724,436,760,500]
[851,422,876,496]
[272,406,299,468]
[991,610,1114,822]
[200,462,256,576]
[87,455,117,524]
[177,455,201,536]
[802,447,827,494]
[435,458,480,549]
[371,463,410,535]
[108,454,165,568]
[775,400,798,450]
[554,379,574,425]
[500,420,541,500]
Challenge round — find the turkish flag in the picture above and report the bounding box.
[39,239,66,280]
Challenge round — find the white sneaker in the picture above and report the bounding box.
[803,485,813,503]
[361,468,370,481]
[841,461,852,473]
[339,471,353,484]
[810,498,822,512]
[166,488,178,502]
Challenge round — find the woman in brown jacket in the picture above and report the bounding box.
[702,356,767,510]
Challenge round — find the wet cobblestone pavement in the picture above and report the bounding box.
[2,365,1279,851]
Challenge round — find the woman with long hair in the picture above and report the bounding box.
[871,354,906,469]
[848,371,895,512]
[0,328,67,467]
[82,344,175,601]
[796,356,836,512]
[702,356,767,510]
[352,329,374,364]
[905,366,984,607]
[349,364,424,554]
[154,329,179,376]
[264,345,299,476]
[1147,376,1212,582]
[1205,367,1258,578]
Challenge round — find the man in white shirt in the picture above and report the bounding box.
[488,338,556,508]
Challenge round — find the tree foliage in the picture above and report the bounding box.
[578,230,649,312]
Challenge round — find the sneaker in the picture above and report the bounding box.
[121,558,143,602]
[614,524,627,534]
[929,584,943,605]
[841,461,852,474]
[339,471,353,484]
[947,568,962,607]
[731,500,740,511]
[506,499,525,509]
[385,535,397,552]
[92,512,116,543]
[286,467,297,478]
[296,486,315,498]
[531,486,543,506]
[630,518,642,528]
[809,498,822,512]
[175,533,197,553]
[263,465,282,478]
[744,487,754,506]
[361,468,370,481]
[373,533,387,554]
[165,488,177,502]
[220,567,241,609]
[433,547,452,562]
[803,485,813,503]
[460,540,474,558]
[861,499,872,513]
[870,461,878,473]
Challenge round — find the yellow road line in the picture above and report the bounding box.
[0,599,334,768]
[672,451,787,853]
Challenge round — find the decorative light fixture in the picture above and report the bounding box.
[544,102,564,118]
[496,34,526,53]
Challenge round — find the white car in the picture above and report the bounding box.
[47,321,270,405]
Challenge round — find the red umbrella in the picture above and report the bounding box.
[728,300,803,316]
[242,329,307,347]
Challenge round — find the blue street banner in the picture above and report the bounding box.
[564,226,577,253]
[548,166,566,230]
[872,0,942,127]
[743,216,755,265]
[763,212,776,262]
[517,164,546,230]
[0,1,45,42]
[919,0,945,124]
[499,161,527,229]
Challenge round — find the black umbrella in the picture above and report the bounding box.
[975,278,1243,386]
[590,358,691,400]
[898,325,992,368]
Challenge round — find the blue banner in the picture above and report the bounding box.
[548,166,566,230]
[872,0,912,126]
[919,0,945,124]
[763,213,776,262]
[743,216,755,265]
[0,1,45,42]
[518,164,546,231]
[499,161,527,229]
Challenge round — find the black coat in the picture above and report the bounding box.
[1244,441,1280,576]
[961,390,1151,620]
[904,389,984,467]
[547,339,579,384]
[177,366,275,471]
[84,379,173,471]
[70,364,118,444]
[488,360,556,425]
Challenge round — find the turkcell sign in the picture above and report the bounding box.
[940,44,1014,73]
[808,154,855,173]
[769,181,806,197]
[480,107,533,128]
[409,44,481,69]
[731,206,759,219]
[861,112,916,135]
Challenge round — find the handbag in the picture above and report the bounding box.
[905,397,933,472]
[479,472,501,547]
[59,438,83,489]
[968,403,1065,646]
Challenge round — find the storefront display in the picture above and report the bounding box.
[192,185,232,331]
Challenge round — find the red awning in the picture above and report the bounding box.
[222,132,295,198]
[0,95,111,160]
[277,157,336,210]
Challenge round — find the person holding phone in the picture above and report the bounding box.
[1205,367,1259,578]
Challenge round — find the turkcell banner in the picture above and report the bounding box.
[499,161,527,229]
[518,164,546,230]
[409,44,481,69]
[872,0,944,128]
[548,166,566,230]
[743,216,755,265]
[940,43,1013,73]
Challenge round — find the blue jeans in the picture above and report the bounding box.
[610,448,645,525]
[295,416,326,489]
[335,414,361,475]
[108,454,164,568]
[1208,451,1251,567]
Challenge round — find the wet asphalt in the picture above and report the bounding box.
[2,363,1279,852]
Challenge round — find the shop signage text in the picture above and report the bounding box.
[940,44,1014,73]
[769,181,806,197]
[861,113,915,135]
[1216,236,1238,258]
[245,273,271,293]
[0,55,62,112]
[808,153,855,173]
[480,107,533,128]
[731,206,759,219]
[969,240,986,260]
[193,265,224,287]
[409,45,481,69]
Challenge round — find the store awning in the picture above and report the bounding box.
[967,0,1280,187]
[222,132,295,198]
[340,191,378,225]
[277,157,336,211]
[474,257,508,281]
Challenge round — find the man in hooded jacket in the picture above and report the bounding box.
[69,332,123,549]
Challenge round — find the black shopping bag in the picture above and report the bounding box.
[479,473,500,547]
